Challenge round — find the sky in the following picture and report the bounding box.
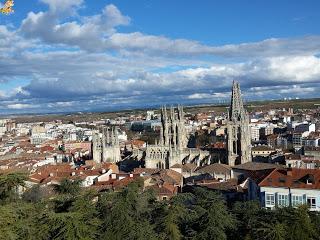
[0,0,320,114]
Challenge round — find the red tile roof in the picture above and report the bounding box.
[148,183,177,196]
[259,168,320,189]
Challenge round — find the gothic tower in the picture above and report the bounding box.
[92,127,121,163]
[227,80,251,166]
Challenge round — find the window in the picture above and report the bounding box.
[307,197,316,209]
[291,195,303,207]
[265,193,275,206]
[278,194,288,207]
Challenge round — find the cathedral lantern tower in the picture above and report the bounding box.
[227,81,252,166]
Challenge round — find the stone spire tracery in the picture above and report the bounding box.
[227,80,252,166]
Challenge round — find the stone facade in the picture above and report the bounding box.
[145,106,211,169]
[92,127,121,163]
[227,81,252,166]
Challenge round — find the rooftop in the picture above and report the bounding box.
[232,162,283,171]
[259,168,320,190]
[196,163,232,174]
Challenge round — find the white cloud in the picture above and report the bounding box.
[20,3,130,51]
[40,0,83,14]
[188,93,213,99]
[7,103,33,109]
[0,2,320,113]
[17,1,320,57]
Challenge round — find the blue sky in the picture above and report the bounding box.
[0,0,320,114]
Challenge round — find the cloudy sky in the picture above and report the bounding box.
[0,0,320,114]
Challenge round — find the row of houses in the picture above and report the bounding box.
[24,161,182,201]
[165,161,320,211]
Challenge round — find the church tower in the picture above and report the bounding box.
[227,81,252,166]
[92,127,121,163]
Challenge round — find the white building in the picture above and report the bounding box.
[259,168,320,211]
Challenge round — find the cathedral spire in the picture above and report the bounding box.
[229,80,246,122]
[170,105,175,120]
[111,128,114,145]
[227,80,251,166]
[114,127,119,145]
[102,127,106,148]
[106,127,110,144]
[178,105,184,120]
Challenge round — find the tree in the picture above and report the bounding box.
[53,178,82,195]
[195,188,235,240]
[51,178,83,212]
[232,201,268,240]
[0,172,27,202]
[22,184,42,203]
[100,179,157,240]
[285,206,316,240]
[0,204,18,240]
[309,211,320,240]
[254,221,287,240]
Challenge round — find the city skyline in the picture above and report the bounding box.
[1,0,320,114]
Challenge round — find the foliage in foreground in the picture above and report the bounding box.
[0,173,320,240]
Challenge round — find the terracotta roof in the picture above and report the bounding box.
[130,139,146,147]
[285,154,301,160]
[40,145,55,153]
[148,183,177,195]
[159,169,183,185]
[170,163,183,168]
[134,168,160,175]
[252,145,274,151]
[232,162,283,171]
[29,173,47,183]
[243,169,276,184]
[182,163,197,172]
[92,175,140,191]
[134,168,183,186]
[197,179,241,192]
[259,168,320,189]
[113,176,138,188]
[196,163,231,174]
[212,142,226,149]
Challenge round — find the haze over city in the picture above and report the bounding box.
[0,0,320,114]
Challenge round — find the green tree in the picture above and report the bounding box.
[22,184,42,203]
[285,206,316,240]
[100,178,157,240]
[194,188,235,240]
[254,221,287,240]
[0,172,27,202]
[0,204,18,240]
[231,201,269,240]
[52,178,83,212]
[53,178,82,195]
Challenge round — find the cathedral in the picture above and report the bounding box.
[145,105,211,169]
[92,127,121,163]
[226,81,252,166]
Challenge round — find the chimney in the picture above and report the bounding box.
[287,168,292,176]
[102,169,106,174]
